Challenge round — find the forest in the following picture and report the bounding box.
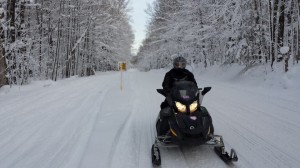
[136,0,300,72]
[0,0,134,87]
[1,0,300,87]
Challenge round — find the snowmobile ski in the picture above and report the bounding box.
[212,135,238,162]
[214,146,238,162]
[151,144,161,166]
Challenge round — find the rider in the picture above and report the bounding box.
[156,56,198,136]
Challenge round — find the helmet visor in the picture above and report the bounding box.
[175,62,186,69]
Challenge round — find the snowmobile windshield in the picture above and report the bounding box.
[170,81,198,103]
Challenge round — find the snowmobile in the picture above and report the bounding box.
[151,81,238,166]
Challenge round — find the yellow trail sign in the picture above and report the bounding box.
[119,62,126,91]
[119,62,126,71]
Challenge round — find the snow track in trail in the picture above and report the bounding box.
[0,75,111,168]
[107,88,137,167]
[113,71,162,168]
[79,72,143,168]
[202,78,300,168]
[181,146,234,168]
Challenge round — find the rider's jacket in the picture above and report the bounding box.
[162,68,198,93]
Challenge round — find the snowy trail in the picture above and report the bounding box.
[0,70,299,168]
[0,75,112,168]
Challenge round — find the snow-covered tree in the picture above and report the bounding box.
[1,0,134,85]
[136,0,299,72]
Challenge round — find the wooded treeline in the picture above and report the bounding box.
[0,0,133,87]
[136,0,300,72]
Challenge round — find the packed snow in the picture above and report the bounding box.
[280,46,290,55]
[0,64,299,168]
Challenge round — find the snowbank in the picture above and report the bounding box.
[193,63,300,91]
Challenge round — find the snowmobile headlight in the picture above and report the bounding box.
[189,101,198,113]
[175,102,186,113]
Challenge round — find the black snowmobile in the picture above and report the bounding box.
[151,81,238,166]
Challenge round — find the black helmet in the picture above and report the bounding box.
[173,56,187,69]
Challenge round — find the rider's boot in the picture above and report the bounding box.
[156,107,171,136]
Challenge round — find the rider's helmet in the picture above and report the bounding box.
[173,56,187,69]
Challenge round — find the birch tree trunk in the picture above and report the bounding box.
[52,0,63,81]
[7,0,16,84]
[19,1,28,84]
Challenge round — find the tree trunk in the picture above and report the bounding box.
[270,0,275,68]
[19,1,28,84]
[285,55,289,72]
[296,0,300,63]
[7,0,16,84]
[65,0,71,78]
[0,31,8,87]
[0,5,8,87]
[52,0,63,81]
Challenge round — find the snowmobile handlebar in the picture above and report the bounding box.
[200,87,212,96]
[157,87,212,97]
[156,89,167,97]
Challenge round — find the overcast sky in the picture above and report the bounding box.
[129,0,156,55]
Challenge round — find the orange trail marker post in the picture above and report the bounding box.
[119,62,126,91]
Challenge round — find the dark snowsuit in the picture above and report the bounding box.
[161,68,198,108]
[157,68,198,136]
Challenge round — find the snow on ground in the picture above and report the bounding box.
[0,64,299,168]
